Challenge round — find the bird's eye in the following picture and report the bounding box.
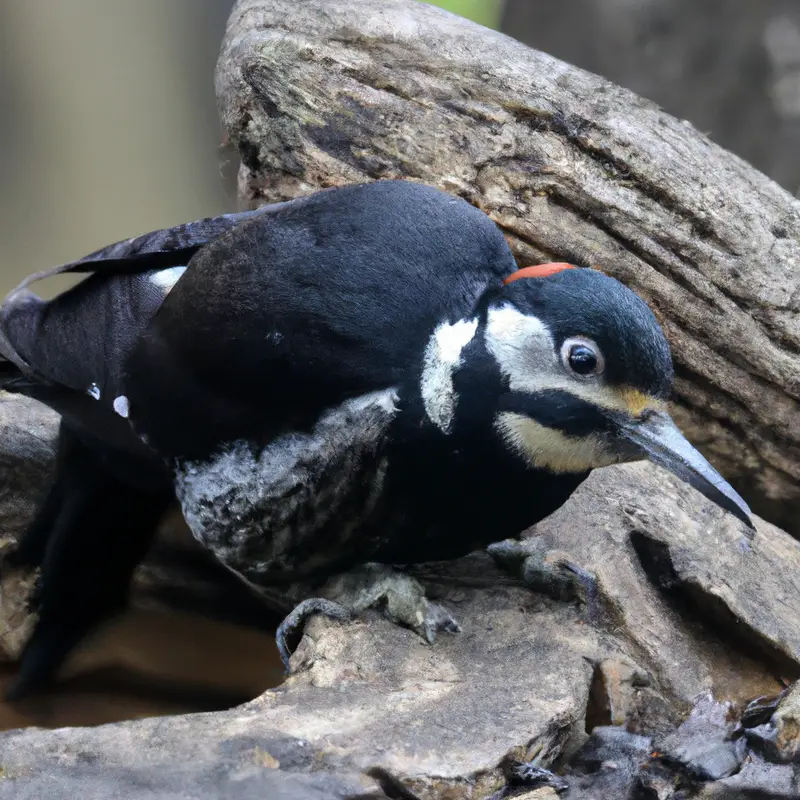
[560,337,605,378]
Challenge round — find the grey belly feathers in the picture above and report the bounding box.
[173,388,400,587]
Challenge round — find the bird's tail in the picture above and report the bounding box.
[0,310,34,392]
[0,282,49,398]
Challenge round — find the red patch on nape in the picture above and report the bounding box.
[502,262,577,285]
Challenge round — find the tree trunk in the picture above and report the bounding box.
[216,0,800,534]
[501,0,800,197]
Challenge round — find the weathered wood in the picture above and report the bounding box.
[216,0,800,533]
[4,457,800,798]
[502,0,800,196]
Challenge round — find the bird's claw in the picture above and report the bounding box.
[488,538,600,613]
[275,565,462,671]
[275,597,352,672]
[418,601,461,644]
[321,563,461,644]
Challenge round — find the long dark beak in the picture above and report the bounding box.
[616,410,754,533]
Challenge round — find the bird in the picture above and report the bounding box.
[0,179,753,700]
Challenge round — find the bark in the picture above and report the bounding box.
[215,0,800,534]
[502,0,800,196]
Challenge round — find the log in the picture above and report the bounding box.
[5,456,800,797]
[501,0,800,195]
[215,0,800,534]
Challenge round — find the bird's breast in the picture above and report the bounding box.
[171,386,589,588]
[172,388,400,587]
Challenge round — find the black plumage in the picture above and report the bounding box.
[0,179,752,699]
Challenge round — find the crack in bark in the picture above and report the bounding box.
[629,531,800,681]
[500,103,737,255]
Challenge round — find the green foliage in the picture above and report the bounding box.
[426,0,504,30]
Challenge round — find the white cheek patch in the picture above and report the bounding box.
[484,304,642,414]
[420,317,479,432]
[484,305,557,393]
[485,304,661,472]
[149,266,187,294]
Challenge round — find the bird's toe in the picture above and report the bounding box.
[489,538,599,608]
[419,601,461,644]
[319,563,461,645]
[273,565,462,671]
[275,597,352,672]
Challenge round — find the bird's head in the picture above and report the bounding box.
[422,262,753,530]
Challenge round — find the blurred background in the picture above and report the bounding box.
[1,0,798,299]
[0,0,797,729]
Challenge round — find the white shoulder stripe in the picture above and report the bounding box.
[420,318,478,432]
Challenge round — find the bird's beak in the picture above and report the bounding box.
[615,410,754,532]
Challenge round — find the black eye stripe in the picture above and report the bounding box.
[499,390,612,438]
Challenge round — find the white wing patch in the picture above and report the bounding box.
[113,395,130,418]
[149,266,187,294]
[420,317,478,433]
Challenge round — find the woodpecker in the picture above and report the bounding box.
[0,179,752,700]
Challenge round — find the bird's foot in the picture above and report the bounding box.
[322,563,461,642]
[275,597,352,671]
[506,761,569,794]
[276,564,461,671]
[488,538,600,619]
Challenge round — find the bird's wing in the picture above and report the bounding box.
[0,205,284,452]
[4,207,265,299]
[0,189,349,384]
[0,180,516,461]
[121,180,517,460]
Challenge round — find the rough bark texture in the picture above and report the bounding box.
[0,395,58,658]
[502,0,800,197]
[2,4,800,796]
[3,420,800,796]
[215,0,800,534]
